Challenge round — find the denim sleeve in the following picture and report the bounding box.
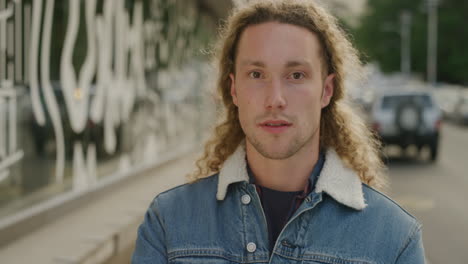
[395,226,426,264]
[131,198,168,264]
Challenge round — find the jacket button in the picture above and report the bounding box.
[246,242,256,253]
[241,194,251,205]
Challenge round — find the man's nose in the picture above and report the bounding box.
[265,78,287,110]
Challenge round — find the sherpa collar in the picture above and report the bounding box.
[216,143,367,210]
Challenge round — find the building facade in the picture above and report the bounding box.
[0,0,224,244]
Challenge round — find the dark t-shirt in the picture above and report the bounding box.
[256,185,304,251]
[248,153,325,252]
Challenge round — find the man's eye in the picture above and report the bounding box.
[249,71,262,79]
[291,72,305,80]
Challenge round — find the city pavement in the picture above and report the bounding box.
[387,122,468,264]
[0,152,195,263]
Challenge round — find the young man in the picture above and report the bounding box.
[132,1,426,263]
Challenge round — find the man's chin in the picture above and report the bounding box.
[259,151,295,160]
[247,139,297,160]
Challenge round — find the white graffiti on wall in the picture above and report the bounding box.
[29,0,147,189]
[30,0,65,183]
[129,62,209,166]
[72,142,96,192]
[0,81,24,182]
[7,0,210,194]
[0,1,24,183]
[90,0,146,154]
[0,0,18,55]
[60,0,97,133]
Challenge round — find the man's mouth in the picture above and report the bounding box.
[263,123,291,127]
[260,120,292,127]
[259,120,292,133]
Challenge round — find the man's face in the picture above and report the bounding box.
[230,22,334,160]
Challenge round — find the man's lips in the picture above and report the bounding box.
[258,120,292,127]
[258,120,292,134]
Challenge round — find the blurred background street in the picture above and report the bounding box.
[388,122,468,264]
[0,0,467,263]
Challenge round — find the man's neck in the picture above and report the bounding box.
[245,140,320,192]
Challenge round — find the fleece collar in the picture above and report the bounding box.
[216,143,367,210]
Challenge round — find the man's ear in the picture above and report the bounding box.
[230,73,238,106]
[321,73,335,108]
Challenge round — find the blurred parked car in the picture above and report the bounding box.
[453,91,468,125]
[432,85,467,121]
[371,90,442,162]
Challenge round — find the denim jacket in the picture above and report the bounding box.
[132,145,425,264]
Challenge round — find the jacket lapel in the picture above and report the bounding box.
[216,144,366,210]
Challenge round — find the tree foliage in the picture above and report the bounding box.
[354,0,468,85]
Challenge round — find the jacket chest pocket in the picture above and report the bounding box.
[168,250,244,264]
[300,254,374,264]
[168,249,269,264]
[302,259,373,264]
[170,257,238,264]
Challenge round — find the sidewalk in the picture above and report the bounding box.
[0,152,197,264]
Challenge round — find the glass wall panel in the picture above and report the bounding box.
[0,0,217,221]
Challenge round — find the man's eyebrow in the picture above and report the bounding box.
[239,60,266,67]
[285,60,312,68]
[239,60,312,68]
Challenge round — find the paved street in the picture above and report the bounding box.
[387,122,468,264]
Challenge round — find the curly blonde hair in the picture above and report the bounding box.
[189,0,387,190]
